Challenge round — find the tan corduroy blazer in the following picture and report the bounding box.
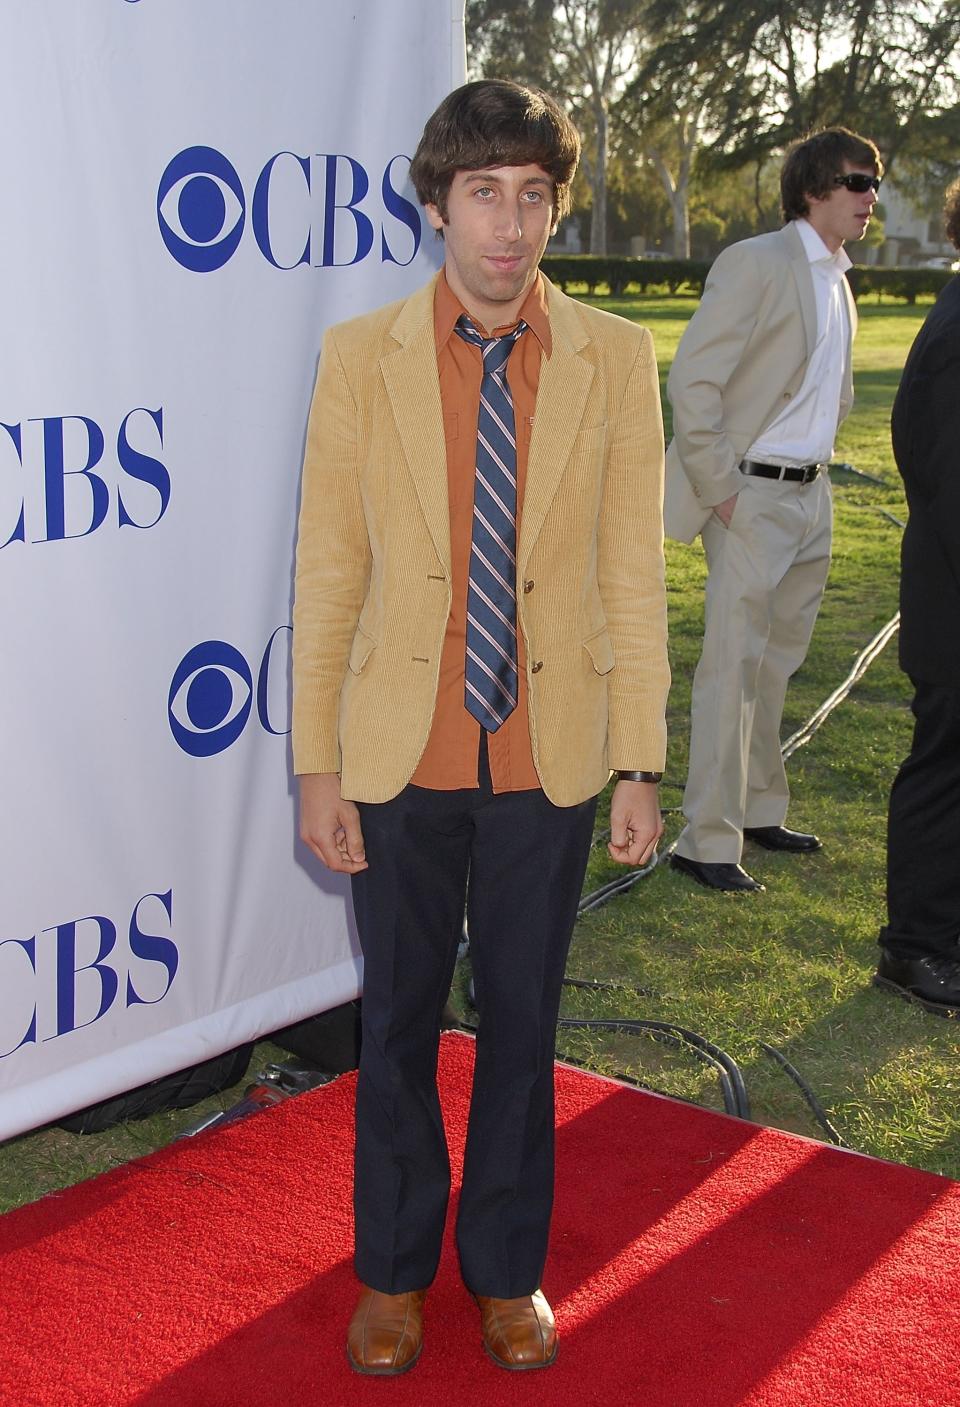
[664,221,856,543]
[292,273,669,807]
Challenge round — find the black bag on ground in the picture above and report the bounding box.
[270,999,362,1074]
[57,1043,254,1135]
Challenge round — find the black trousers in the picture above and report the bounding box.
[349,747,597,1297]
[880,678,960,959]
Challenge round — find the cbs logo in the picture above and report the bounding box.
[157,144,421,273]
[168,628,291,757]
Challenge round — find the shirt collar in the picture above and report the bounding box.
[795,217,853,274]
[434,268,552,357]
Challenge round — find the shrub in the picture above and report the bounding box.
[543,255,954,304]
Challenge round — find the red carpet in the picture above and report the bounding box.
[1,1031,958,1407]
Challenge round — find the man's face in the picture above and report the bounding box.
[426,164,555,327]
[805,160,879,252]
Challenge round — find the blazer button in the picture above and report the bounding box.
[531,660,543,673]
[523,579,535,593]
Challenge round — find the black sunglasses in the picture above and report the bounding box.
[834,173,881,194]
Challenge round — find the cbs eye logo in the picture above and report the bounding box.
[168,641,252,756]
[157,147,245,273]
[168,629,290,756]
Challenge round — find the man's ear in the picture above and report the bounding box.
[425,203,445,232]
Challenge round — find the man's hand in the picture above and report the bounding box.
[299,772,368,873]
[607,780,663,867]
[712,493,739,527]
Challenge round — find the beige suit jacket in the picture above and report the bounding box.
[664,221,857,543]
[291,273,669,807]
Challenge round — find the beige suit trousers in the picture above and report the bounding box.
[675,471,832,863]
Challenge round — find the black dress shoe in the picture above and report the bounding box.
[670,854,765,892]
[874,950,960,1017]
[743,825,822,853]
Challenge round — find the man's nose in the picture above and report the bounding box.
[494,203,522,240]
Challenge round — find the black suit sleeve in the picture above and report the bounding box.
[893,332,960,596]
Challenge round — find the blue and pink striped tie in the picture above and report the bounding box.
[454,314,528,731]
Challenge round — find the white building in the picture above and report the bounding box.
[873,177,960,267]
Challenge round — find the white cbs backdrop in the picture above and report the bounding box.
[0,1,466,1140]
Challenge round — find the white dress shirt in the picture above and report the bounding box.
[746,218,851,468]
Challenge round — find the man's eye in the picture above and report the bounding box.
[474,186,493,198]
[522,190,544,203]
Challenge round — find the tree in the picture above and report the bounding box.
[465,0,560,89]
[640,0,960,180]
[642,105,702,258]
[551,1,648,253]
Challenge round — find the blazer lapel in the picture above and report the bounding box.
[519,282,595,570]
[379,278,451,574]
[782,223,818,359]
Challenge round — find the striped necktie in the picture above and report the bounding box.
[454,314,527,732]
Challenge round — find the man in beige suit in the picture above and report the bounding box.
[292,81,669,1374]
[666,127,881,893]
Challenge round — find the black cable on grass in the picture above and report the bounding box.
[462,971,842,1143]
[578,853,661,912]
[879,508,906,528]
[556,1017,751,1120]
[563,975,661,1000]
[758,1042,848,1146]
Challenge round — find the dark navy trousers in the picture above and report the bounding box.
[350,748,597,1297]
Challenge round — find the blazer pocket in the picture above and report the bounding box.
[576,421,608,448]
[347,625,378,675]
[582,627,615,675]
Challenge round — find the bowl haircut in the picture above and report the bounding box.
[410,79,581,229]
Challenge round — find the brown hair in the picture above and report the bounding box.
[945,178,960,251]
[780,127,883,222]
[409,79,581,227]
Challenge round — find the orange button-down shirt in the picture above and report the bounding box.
[410,271,551,792]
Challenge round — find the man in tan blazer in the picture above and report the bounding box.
[292,81,669,1374]
[665,127,881,893]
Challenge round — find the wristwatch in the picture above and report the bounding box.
[617,770,663,783]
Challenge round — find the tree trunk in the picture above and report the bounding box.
[649,150,690,258]
[589,100,608,255]
[671,186,690,258]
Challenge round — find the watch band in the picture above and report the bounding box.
[617,770,663,784]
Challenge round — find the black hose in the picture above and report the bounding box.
[758,1042,847,1146]
[556,1016,751,1120]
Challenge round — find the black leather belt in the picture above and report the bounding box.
[740,459,824,484]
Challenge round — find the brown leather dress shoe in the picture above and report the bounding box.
[475,1290,558,1370]
[346,1286,426,1375]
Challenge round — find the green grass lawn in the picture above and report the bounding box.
[1,295,956,1216]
